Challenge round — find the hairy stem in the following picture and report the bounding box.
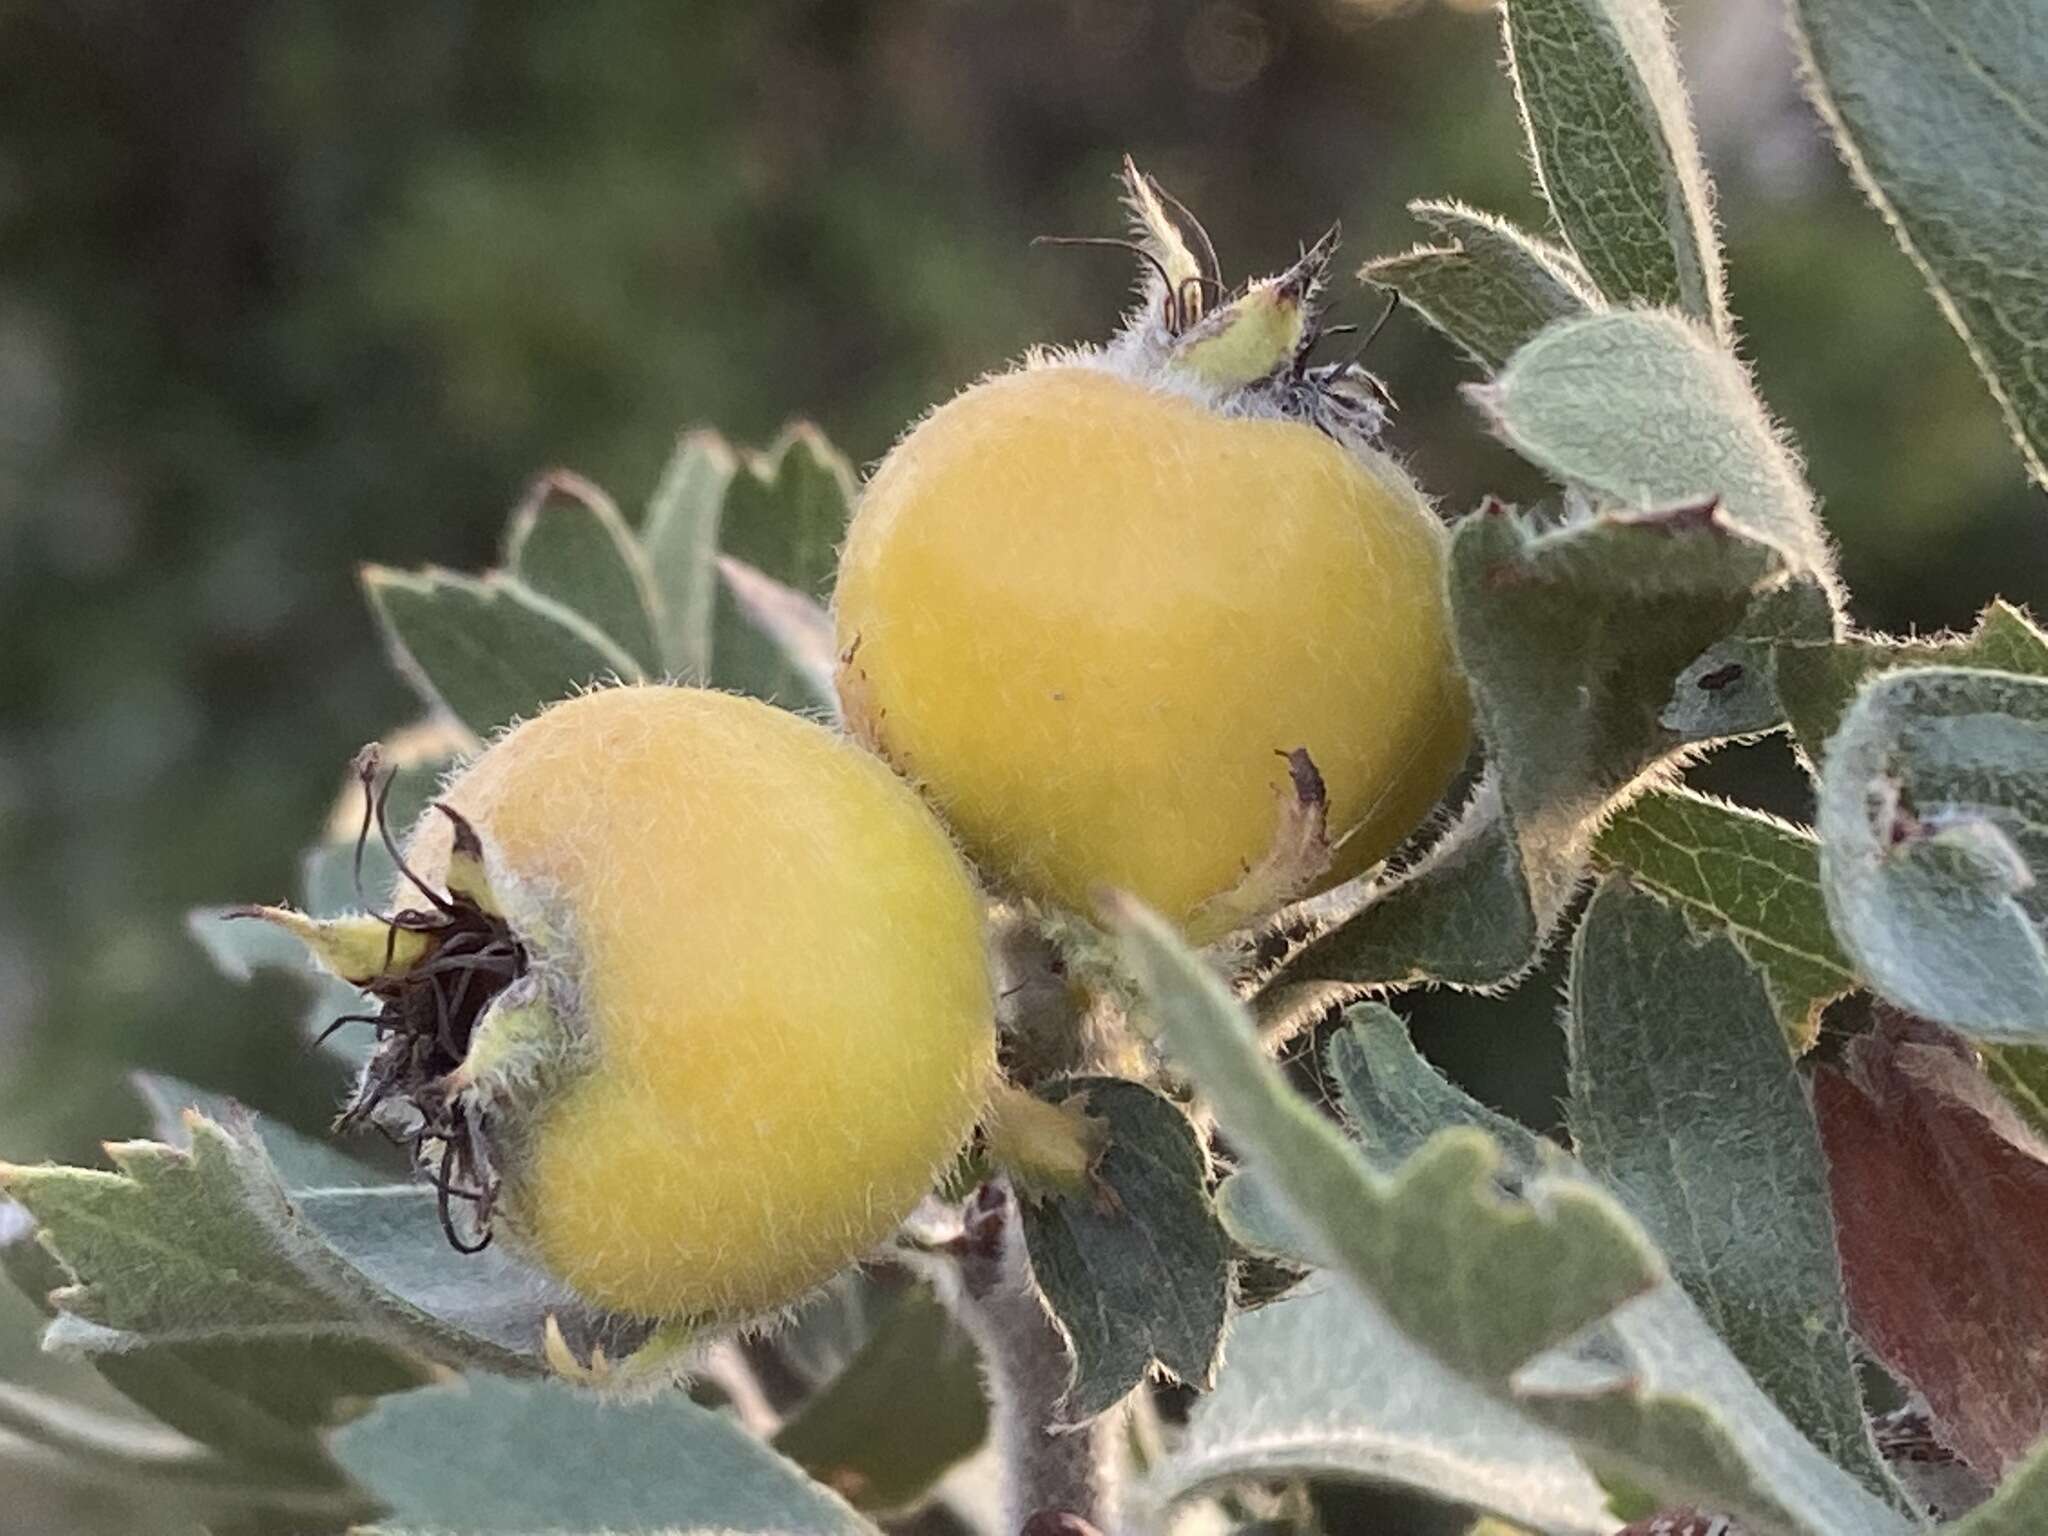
[941,1182,1113,1534]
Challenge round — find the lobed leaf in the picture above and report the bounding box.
[640,428,738,679]
[1122,902,1913,1536]
[1658,576,1838,747]
[711,424,856,710]
[1778,600,2048,767]
[1261,501,1793,1014]
[1326,1002,1566,1182]
[1475,310,1829,582]
[1816,1016,2048,1478]
[1145,1280,1613,1536]
[1501,0,1726,332]
[334,1375,877,1536]
[1119,898,1658,1381]
[1514,1282,1910,1536]
[1593,789,1854,1050]
[1014,1077,1229,1420]
[503,471,664,675]
[1565,879,1888,1497]
[0,1105,641,1385]
[1792,0,2048,488]
[1816,667,2048,1041]
[1363,200,1599,372]
[362,565,643,739]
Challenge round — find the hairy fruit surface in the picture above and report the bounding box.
[835,364,1470,929]
[289,685,997,1324]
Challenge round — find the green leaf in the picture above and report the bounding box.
[641,428,738,679]
[1476,310,1830,583]
[771,1282,986,1515]
[1144,1281,1614,1536]
[362,565,643,738]
[1982,1042,2048,1140]
[1,1108,639,1384]
[1593,789,1854,1050]
[1362,200,1599,372]
[1260,501,1792,1012]
[1501,0,1726,332]
[1322,1006,1908,1525]
[1013,1077,1229,1420]
[1565,878,1891,1500]
[1117,898,1658,1381]
[1326,1004,1568,1181]
[334,1376,876,1536]
[1792,0,2048,488]
[1817,667,2048,1041]
[1258,780,1546,1017]
[1947,1429,2048,1535]
[712,425,856,710]
[1119,900,1914,1536]
[1659,576,1839,746]
[503,471,664,675]
[1778,600,2048,767]
[1516,1284,1912,1536]
[715,555,836,712]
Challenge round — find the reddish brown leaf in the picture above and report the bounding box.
[1816,1014,2048,1476]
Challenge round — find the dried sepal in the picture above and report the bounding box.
[1188,748,1333,945]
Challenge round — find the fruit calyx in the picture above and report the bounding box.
[1077,155,1393,445]
[236,750,528,1254]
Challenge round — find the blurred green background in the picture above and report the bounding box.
[1,0,2042,1527]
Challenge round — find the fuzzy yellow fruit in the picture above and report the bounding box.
[835,364,1471,928]
[385,685,995,1322]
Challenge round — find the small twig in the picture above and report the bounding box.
[930,1182,1113,1534]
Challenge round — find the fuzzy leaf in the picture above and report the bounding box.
[1817,667,2048,1041]
[1593,789,1854,1050]
[716,554,837,711]
[1121,901,1913,1536]
[334,1376,876,1536]
[1327,1003,1566,1182]
[0,1107,638,1384]
[1565,878,1888,1498]
[362,565,643,738]
[712,425,855,710]
[1816,1017,2048,1477]
[1117,898,1658,1381]
[1014,1076,1229,1420]
[1659,577,1839,746]
[1145,1280,1613,1536]
[1477,311,1828,581]
[1778,601,2048,767]
[1363,200,1599,372]
[771,1283,986,1515]
[504,472,663,675]
[1792,0,2048,488]
[1501,0,1726,333]
[641,428,738,679]
[1982,1043,2048,1140]
[1324,1005,1909,1531]
[1258,779,1549,1019]
[1261,501,1791,1014]
[1515,1283,1912,1536]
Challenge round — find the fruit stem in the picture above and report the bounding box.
[941,1182,1115,1534]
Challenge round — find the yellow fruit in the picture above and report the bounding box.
[281,685,996,1324]
[835,363,1470,927]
